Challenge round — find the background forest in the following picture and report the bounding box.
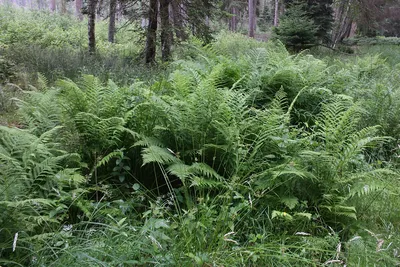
[1,0,400,266]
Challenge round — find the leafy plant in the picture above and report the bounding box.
[0,126,85,265]
[1,25,400,266]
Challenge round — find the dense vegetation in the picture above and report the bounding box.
[1,6,400,267]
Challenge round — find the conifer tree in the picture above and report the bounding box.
[282,0,334,44]
[273,2,318,51]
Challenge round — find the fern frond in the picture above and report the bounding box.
[272,168,316,181]
[37,125,63,144]
[14,89,61,135]
[141,145,180,166]
[247,48,268,70]
[79,75,104,114]
[167,162,192,181]
[320,205,357,220]
[347,169,396,198]
[74,112,126,147]
[0,198,56,208]
[189,163,224,181]
[37,72,48,90]
[134,137,165,148]
[55,169,86,186]
[316,98,359,148]
[95,150,124,169]
[280,196,299,210]
[254,164,316,191]
[190,176,227,190]
[269,88,288,113]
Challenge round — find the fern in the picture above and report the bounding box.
[0,125,85,262]
[189,163,224,181]
[14,89,62,135]
[95,150,125,169]
[348,169,396,198]
[141,145,180,166]
[320,204,357,220]
[36,72,48,90]
[190,176,227,190]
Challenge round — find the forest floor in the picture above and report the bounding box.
[1,7,400,266]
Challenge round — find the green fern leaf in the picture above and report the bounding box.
[141,145,179,166]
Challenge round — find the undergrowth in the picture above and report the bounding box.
[0,11,399,267]
[0,6,159,86]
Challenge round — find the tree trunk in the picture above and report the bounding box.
[273,0,279,26]
[108,0,117,43]
[37,0,44,10]
[61,0,67,14]
[88,0,97,53]
[230,7,238,32]
[145,0,158,63]
[349,21,357,38]
[75,0,83,20]
[50,0,55,11]
[160,0,172,61]
[97,0,103,17]
[171,0,187,41]
[233,7,238,32]
[331,0,353,47]
[249,0,255,37]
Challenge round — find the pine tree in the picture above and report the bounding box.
[307,0,333,43]
[283,0,334,44]
[273,2,318,51]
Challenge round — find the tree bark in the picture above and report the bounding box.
[108,0,117,43]
[88,0,97,53]
[50,0,56,11]
[230,7,238,32]
[75,0,83,20]
[61,0,67,14]
[249,0,255,37]
[273,0,279,26]
[331,0,353,47]
[97,0,103,17]
[160,0,172,61]
[145,0,158,63]
[37,0,44,10]
[349,21,357,38]
[171,0,187,41]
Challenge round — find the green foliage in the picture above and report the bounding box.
[305,0,334,43]
[282,0,334,44]
[131,37,399,264]
[343,36,400,46]
[0,55,16,83]
[0,6,148,85]
[0,6,139,50]
[1,29,400,266]
[273,3,318,52]
[258,5,272,32]
[0,126,85,264]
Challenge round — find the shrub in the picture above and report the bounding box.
[343,36,400,46]
[0,55,16,83]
